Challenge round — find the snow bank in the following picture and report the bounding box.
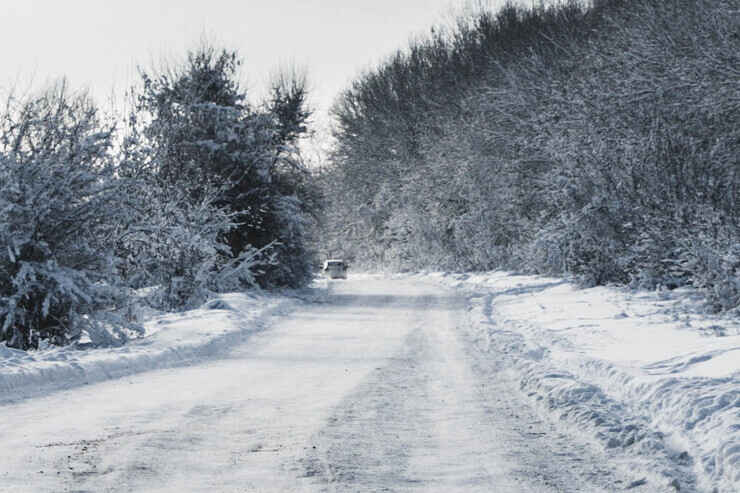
[0,292,298,405]
[416,272,739,493]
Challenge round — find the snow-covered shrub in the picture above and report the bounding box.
[523,204,632,287]
[676,214,740,313]
[0,84,140,349]
[113,175,272,311]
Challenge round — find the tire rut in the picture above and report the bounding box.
[297,326,430,491]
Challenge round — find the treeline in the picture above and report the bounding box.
[323,0,739,311]
[0,45,318,349]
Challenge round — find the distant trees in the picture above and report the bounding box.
[324,0,740,311]
[0,44,317,350]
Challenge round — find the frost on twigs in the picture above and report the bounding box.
[324,0,740,312]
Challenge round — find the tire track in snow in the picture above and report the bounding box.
[297,293,550,492]
[299,326,428,490]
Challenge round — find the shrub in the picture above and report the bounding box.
[0,84,140,349]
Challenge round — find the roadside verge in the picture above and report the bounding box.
[410,271,739,493]
[0,291,301,405]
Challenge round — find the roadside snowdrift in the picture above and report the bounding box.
[415,272,739,493]
[0,292,298,405]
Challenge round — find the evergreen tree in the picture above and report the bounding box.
[134,44,316,289]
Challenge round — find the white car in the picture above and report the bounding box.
[322,259,348,279]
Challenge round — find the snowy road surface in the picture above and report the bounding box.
[1,278,645,492]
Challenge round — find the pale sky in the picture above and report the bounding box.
[0,0,514,122]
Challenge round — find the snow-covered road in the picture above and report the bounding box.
[1,278,651,492]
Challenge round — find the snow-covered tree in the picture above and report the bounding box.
[131,44,316,291]
[325,0,739,311]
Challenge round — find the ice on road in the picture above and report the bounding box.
[0,278,635,492]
